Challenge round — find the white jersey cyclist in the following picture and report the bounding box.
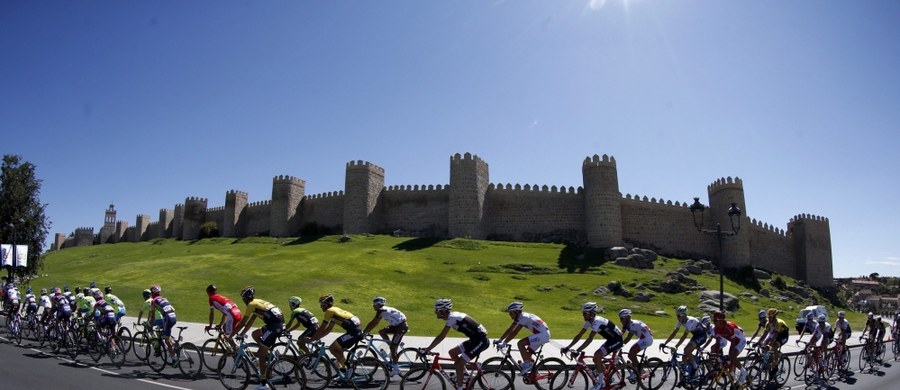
[447,311,488,338]
[40,293,52,311]
[624,318,654,349]
[377,305,407,326]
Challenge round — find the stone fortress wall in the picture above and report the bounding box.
[53,152,833,287]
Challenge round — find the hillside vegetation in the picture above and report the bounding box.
[34,235,860,336]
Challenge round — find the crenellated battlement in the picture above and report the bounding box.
[248,200,270,207]
[385,184,448,192]
[185,196,208,203]
[273,175,304,185]
[582,154,617,168]
[207,206,225,213]
[790,213,829,223]
[450,152,485,165]
[623,194,689,208]
[750,218,787,236]
[305,191,344,200]
[76,227,94,232]
[489,183,581,194]
[227,189,249,197]
[345,160,385,175]
[707,176,744,194]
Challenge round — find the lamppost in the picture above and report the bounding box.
[689,197,742,312]
[5,218,24,282]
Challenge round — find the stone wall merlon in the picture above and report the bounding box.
[272,175,304,184]
[305,191,344,199]
[582,153,617,167]
[791,213,829,222]
[227,190,249,197]
[186,197,207,202]
[623,194,688,208]
[490,183,580,194]
[345,160,385,175]
[385,184,448,192]
[248,200,270,207]
[707,176,744,194]
[207,206,225,212]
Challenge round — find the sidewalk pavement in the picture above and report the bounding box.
[122,315,829,361]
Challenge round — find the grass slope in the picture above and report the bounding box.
[34,235,861,337]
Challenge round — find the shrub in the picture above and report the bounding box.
[772,275,787,290]
[199,222,219,239]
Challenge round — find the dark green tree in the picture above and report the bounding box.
[0,155,51,281]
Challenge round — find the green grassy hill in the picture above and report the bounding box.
[32,235,860,337]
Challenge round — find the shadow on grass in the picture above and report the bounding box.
[392,237,446,251]
[557,244,608,273]
[284,235,325,246]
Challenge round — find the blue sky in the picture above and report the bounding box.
[2,1,898,278]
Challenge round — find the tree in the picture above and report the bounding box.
[0,155,51,281]
[869,272,880,280]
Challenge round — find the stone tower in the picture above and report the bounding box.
[449,153,489,239]
[181,197,208,240]
[74,227,94,247]
[582,154,623,248]
[158,209,174,238]
[706,177,751,268]
[99,204,117,244]
[135,214,151,241]
[271,177,305,237]
[173,204,185,240]
[788,214,833,288]
[343,161,384,234]
[224,190,249,237]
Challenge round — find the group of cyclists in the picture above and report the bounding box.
[5,280,900,390]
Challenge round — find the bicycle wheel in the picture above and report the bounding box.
[551,368,587,390]
[177,342,203,378]
[397,347,428,379]
[400,368,445,390]
[638,357,666,390]
[532,357,568,390]
[296,354,332,390]
[480,357,516,383]
[108,336,126,368]
[268,357,306,389]
[472,368,512,390]
[773,355,790,386]
[11,318,23,345]
[272,342,299,362]
[351,356,390,390]
[133,331,149,361]
[63,329,79,359]
[202,338,225,372]
[116,326,133,355]
[894,340,900,361]
[147,339,169,373]
[218,353,251,390]
[877,342,886,362]
[88,335,105,362]
[858,347,870,371]
[703,368,728,390]
[792,352,806,377]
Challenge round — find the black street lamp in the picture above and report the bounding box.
[689,197,742,312]
[5,218,25,282]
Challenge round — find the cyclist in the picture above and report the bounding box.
[796,312,818,341]
[22,287,38,317]
[423,298,489,390]
[875,315,888,359]
[494,301,551,376]
[800,314,832,369]
[560,302,623,390]
[362,296,409,377]
[104,286,127,323]
[760,308,790,375]
[893,312,900,341]
[149,284,178,357]
[711,311,748,384]
[859,312,878,357]
[62,285,75,312]
[136,289,161,328]
[746,310,769,343]
[204,284,242,352]
[834,311,851,351]
[73,286,84,313]
[284,296,318,354]
[39,288,53,323]
[51,287,74,325]
[87,289,118,338]
[619,309,654,381]
[303,294,363,375]
[78,287,97,321]
[660,305,705,379]
[234,286,284,390]
[5,282,21,316]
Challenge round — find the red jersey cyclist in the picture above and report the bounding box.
[494,301,551,375]
[711,311,748,384]
[205,284,243,352]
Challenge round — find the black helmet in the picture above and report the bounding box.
[240,286,255,301]
[206,284,217,294]
[319,294,334,305]
[104,285,112,294]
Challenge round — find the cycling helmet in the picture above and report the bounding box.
[40,288,47,295]
[206,284,217,294]
[618,309,632,318]
[867,312,874,319]
[875,315,882,321]
[806,313,814,320]
[373,296,387,306]
[142,289,152,299]
[675,305,687,316]
[240,286,255,301]
[104,286,112,294]
[700,316,711,326]
[713,311,726,320]
[319,294,334,305]
[817,314,826,322]
[505,302,524,312]
[758,310,767,319]
[92,289,104,300]
[63,285,70,292]
[289,296,302,308]
[150,285,161,295]
[75,286,81,294]
[582,302,599,313]
[26,287,32,294]
[90,281,97,288]
[767,308,779,317]
[837,311,845,319]
[54,287,62,295]
[434,298,452,311]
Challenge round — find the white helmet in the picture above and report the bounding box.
[582,302,599,313]
[505,302,524,312]
[618,309,632,318]
[373,296,386,306]
[675,305,687,316]
[817,314,826,323]
[434,299,452,311]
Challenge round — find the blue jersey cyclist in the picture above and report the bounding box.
[88,289,118,335]
[560,302,623,390]
[495,301,551,375]
[661,305,706,376]
[23,287,38,316]
[149,284,178,357]
[424,299,489,390]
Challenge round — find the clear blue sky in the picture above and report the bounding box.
[2,1,898,278]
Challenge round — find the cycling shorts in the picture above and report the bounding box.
[259,317,285,348]
[688,333,708,349]
[525,330,551,350]
[382,322,409,346]
[458,334,490,363]
[160,316,177,337]
[598,339,623,355]
[336,326,364,349]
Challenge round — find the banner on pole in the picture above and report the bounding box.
[15,245,28,268]
[0,244,10,267]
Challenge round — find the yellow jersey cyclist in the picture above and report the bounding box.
[760,308,790,375]
[234,286,284,390]
[103,286,127,322]
[495,301,551,376]
[746,310,769,344]
[660,305,705,379]
[362,296,408,377]
[284,295,318,354]
[424,298,490,390]
[136,289,161,328]
[303,293,363,374]
[560,302,623,390]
